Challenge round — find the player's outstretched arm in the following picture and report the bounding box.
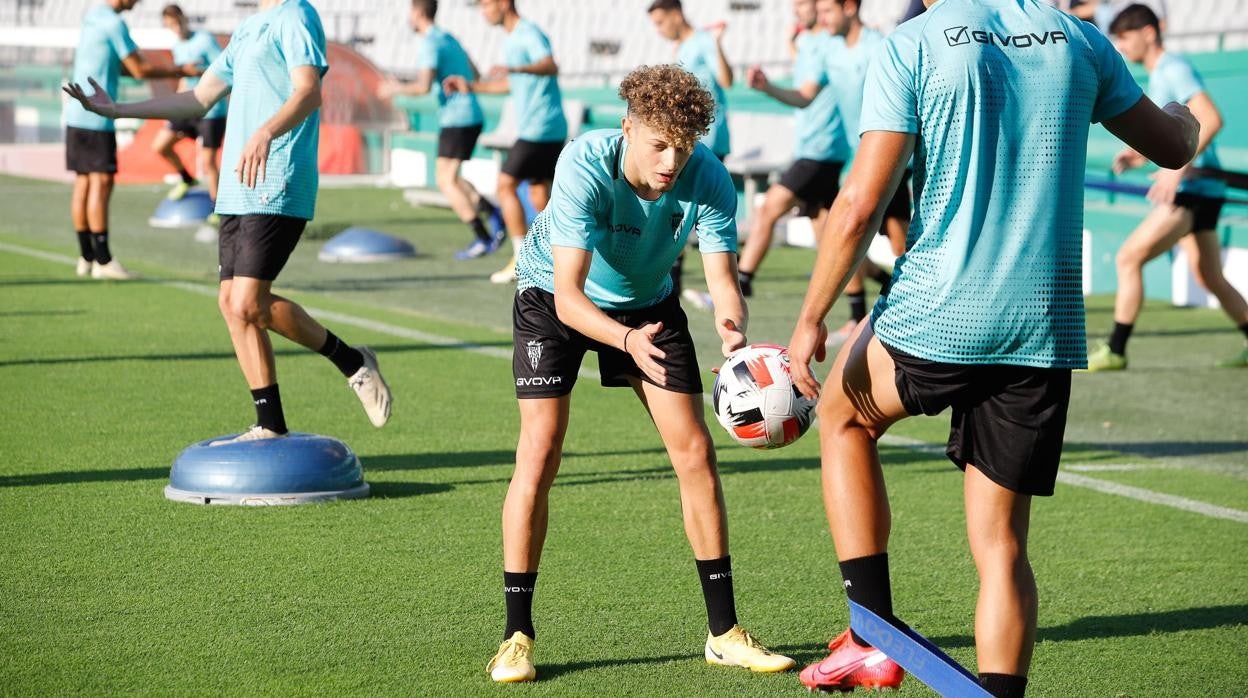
[63,71,229,122]
[378,69,434,99]
[120,51,191,80]
[702,251,748,357]
[512,55,558,76]
[788,130,913,400]
[552,246,669,386]
[746,66,819,108]
[1103,96,1200,170]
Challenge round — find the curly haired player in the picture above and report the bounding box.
[485,64,794,683]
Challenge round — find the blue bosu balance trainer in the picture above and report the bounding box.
[165,433,370,505]
[148,189,216,228]
[318,227,417,263]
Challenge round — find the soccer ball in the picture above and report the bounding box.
[712,344,816,449]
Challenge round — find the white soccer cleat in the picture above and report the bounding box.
[209,425,288,447]
[489,257,517,284]
[349,346,392,427]
[91,259,138,280]
[487,631,536,683]
[75,257,92,277]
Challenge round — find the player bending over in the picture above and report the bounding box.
[785,0,1198,695]
[487,64,794,683]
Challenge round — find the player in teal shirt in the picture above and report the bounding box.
[737,1,846,297]
[153,5,228,206]
[65,0,191,281]
[1089,4,1248,371]
[648,0,733,159]
[488,65,794,684]
[65,0,393,445]
[378,0,502,261]
[783,0,1199,693]
[444,0,568,285]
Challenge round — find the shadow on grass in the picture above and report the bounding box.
[539,652,701,681]
[366,481,454,498]
[0,309,85,317]
[1065,441,1248,459]
[0,276,158,288]
[287,274,496,292]
[927,604,1248,649]
[0,341,511,368]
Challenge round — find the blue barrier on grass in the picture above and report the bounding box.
[165,432,370,505]
[319,227,417,263]
[148,189,215,228]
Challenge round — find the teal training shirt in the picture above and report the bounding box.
[172,30,227,120]
[1147,52,1225,199]
[516,129,738,310]
[862,0,1142,369]
[66,4,138,132]
[207,0,328,220]
[792,31,848,163]
[677,31,731,157]
[418,26,483,129]
[504,19,567,143]
[823,27,884,150]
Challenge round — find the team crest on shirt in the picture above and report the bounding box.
[670,213,684,240]
[527,340,543,372]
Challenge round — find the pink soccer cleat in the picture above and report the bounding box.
[799,629,904,692]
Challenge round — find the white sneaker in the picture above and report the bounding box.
[75,257,92,277]
[349,347,391,427]
[91,259,137,280]
[489,257,517,284]
[209,425,287,447]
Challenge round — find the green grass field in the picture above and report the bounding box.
[0,175,1245,695]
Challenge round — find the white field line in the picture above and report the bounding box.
[3,240,1245,524]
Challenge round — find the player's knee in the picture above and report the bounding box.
[1115,245,1144,270]
[497,174,519,197]
[228,296,271,328]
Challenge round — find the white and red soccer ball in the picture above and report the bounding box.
[712,344,816,449]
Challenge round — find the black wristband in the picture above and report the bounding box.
[623,328,636,353]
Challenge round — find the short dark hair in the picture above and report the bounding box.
[1109,4,1161,37]
[411,0,437,20]
[161,4,185,20]
[647,0,683,13]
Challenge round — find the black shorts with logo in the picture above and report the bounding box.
[218,214,307,281]
[778,159,843,214]
[502,139,564,182]
[513,288,703,398]
[1174,192,1225,233]
[883,341,1072,496]
[885,169,913,222]
[65,126,117,174]
[438,124,483,161]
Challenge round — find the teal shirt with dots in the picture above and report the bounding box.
[517,129,738,310]
[792,31,848,163]
[1147,52,1224,199]
[677,31,731,157]
[65,4,139,132]
[418,26,483,129]
[862,0,1142,369]
[505,19,567,143]
[207,0,328,220]
[172,30,227,120]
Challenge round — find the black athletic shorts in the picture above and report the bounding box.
[65,126,117,174]
[884,169,913,222]
[778,159,843,214]
[438,124,483,161]
[167,118,227,149]
[1174,192,1225,233]
[883,341,1072,496]
[501,139,564,182]
[512,288,703,398]
[218,214,307,281]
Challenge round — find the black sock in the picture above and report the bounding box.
[1108,322,1134,355]
[839,553,894,646]
[503,571,538,640]
[979,673,1028,698]
[250,384,288,434]
[178,167,195,185]
[318,330,365,377]
[1239,322,1248,341]
[477,197,498,218]
[670,254,684,298]
[695,556,739,636]
[469,217,491,242]
[76,230,94,262]
[90,231,112,265]
[848,291,867,323]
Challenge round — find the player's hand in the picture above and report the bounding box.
[442,75,468,94]
[62,78,116,119]
[181,63,204,77]
[746,66,769,91]
[707,20,727,41]
[1162,100,1200,155]
[376,77,400,100]
[626,322,668,387]
[1112,148,1145,175]
[1147,166,1185,206]
[235,127,272,189]
[717,318,746,357]
[787,319,828,401]
[485,65,509,80]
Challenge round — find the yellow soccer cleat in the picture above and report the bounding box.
[704,625,796,673]
[490,256,518,284]
[487,631,536,683]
